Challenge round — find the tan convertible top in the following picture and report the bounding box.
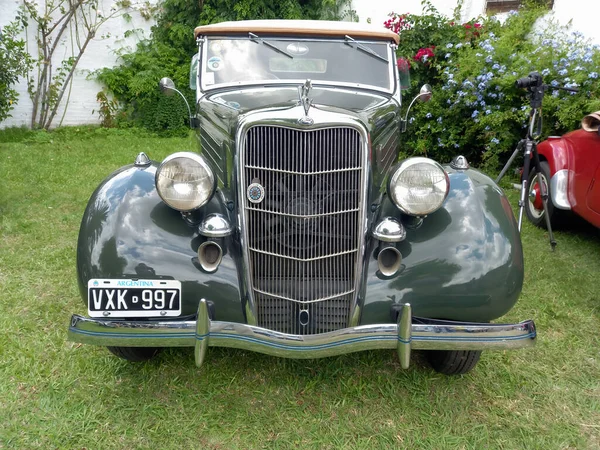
[194,20,399,45]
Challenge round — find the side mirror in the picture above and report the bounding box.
[158,77,196,128]
[159,77,176,96]
[419,84,432,103]
[401,84,433,132]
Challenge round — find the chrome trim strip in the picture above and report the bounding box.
[253,287,355,304]
[68,302,536,368]
[245,206,360,219]
[248,247,357,262]
[550,169,571,210]
[243,165,362,176]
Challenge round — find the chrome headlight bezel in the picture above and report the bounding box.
[388,157,450,216]
[155,152,215,212]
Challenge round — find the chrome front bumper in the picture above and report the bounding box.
[68,300,536,369]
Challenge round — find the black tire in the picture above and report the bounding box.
[425,350,482,375]
[525,161,561,228]
[107,346,160,362]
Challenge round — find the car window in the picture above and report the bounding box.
[200,37,393,92]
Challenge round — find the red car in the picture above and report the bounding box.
[526,122,600,228]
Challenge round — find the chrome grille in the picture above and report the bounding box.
[242,126,363,335]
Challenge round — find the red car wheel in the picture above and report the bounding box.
[525,161,558,227]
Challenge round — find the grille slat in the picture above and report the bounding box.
[243,126,363,335]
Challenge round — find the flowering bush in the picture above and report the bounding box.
[386,2,600,172]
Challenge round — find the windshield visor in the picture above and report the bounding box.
[200,37,394,92]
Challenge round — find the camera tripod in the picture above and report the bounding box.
[496,72,578,249]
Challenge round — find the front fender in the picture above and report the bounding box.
[361,167,524,324]
[76,162,245,322]
[537,136,572,174]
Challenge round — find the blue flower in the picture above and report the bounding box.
[485,109,492,115]
[589,72,599,79]
[446,43,453,48]
[485,55,493,63]
[551,80,559,87]
[445,53,451,59]
[472,110,479,118]
[492,63,500,70]
[558,69,568,76]
[437,117,443,123]
[541,68,550,76]
[455,43,463,49]
[426,112,432,118]
[491,138,500,144]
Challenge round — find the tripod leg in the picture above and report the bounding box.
[531,145,557,249]
[517,141,532,232]
[496,140,524,184]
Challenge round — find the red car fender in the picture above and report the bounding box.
[537,136,572,173]
[536,135,576,208]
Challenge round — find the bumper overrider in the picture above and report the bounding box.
[68,300,536,368]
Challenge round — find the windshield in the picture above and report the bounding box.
[200,37,394,92]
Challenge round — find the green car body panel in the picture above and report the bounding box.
[76,94,523,324]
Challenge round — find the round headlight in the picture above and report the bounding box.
[155,152,215,211]
[389,157,449,216]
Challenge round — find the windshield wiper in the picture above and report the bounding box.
[344,35,388,64]
[248,32,294,59]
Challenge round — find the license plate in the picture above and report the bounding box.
[87,279,181,318]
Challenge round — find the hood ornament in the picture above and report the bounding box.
[298,79,313,125]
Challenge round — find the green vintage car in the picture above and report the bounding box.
[68,20,535,374]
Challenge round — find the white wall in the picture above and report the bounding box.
[0,0,152,128]
[2,0,600,128]
[351,0,485,26]
[352,0,600,44]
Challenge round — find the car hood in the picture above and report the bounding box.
[199,85,393,116]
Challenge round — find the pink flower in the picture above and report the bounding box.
[414,47,435,64]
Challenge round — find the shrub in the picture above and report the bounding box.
[0,17,32,124]
[386,2,600,172]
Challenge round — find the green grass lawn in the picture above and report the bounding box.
[1,128,599,449]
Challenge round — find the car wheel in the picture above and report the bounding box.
[425,350,481,375]
[525,161,558,228]
[107,346,160,362]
